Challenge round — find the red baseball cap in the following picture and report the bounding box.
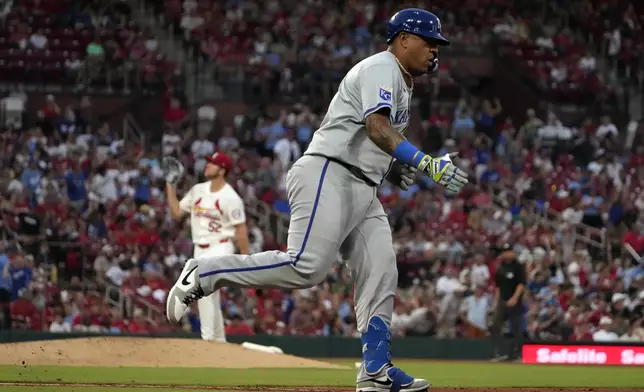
[205,152,233,172]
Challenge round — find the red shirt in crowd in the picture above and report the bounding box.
[40,102,59,119]
[570,331,593,341]
[136,230,160,246]
[164,105,187,123]
[429,113,450,129]
[225,322,255,336]
[622,231,644,253]
[111,318,128,332]
[446,209,468,225]
[548,196,569,212]
[127,320,150,334]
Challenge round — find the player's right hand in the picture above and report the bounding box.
[417,152,468,193]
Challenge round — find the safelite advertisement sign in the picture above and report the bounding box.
[522,344,644,365]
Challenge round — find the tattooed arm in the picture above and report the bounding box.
[365,111,406,154]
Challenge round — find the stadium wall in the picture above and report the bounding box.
[2,331,643,361]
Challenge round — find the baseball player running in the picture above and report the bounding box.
[166,9,467,392]
[165,152,250,342]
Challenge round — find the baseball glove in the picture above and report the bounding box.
[162,156,185,185]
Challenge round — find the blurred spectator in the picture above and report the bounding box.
[273,129,301,173]
[461,284,490,338]
[28,29,47,50]
[620,322,642,342]
[0,244,12,329]
[592,316,619,341]
[596,116,618,140]
[435,266,466,338]
[66,161,88,211]
[578,51,596,72]
[225,314,254,336]
[8,251,32,300]
[162,127,182,156]
[163,97,187,126]
[218,127,240,153]
[49,312,71,333]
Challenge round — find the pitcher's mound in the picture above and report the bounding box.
[0,337,347,369]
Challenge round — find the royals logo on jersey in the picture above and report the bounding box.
[379,87,392,101]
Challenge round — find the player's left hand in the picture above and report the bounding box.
[386,161,418,191]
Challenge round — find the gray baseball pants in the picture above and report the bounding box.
[196,155,398,333]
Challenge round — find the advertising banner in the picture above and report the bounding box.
[522,344,644,366]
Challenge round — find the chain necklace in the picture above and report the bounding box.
[392,54,414,92]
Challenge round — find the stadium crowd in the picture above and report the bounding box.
[0,0,643,346]
[0,0,179,91]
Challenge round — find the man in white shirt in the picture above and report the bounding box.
[191,137,215,173]
[550,61,568,84]
[29,30,48,50]
[607,28,621,58]
[596,116,618,139]
[180,9,204,37]
[247,218,265,254]
[620,324,642,342]
[65,53,84,72]
[470,253,490,289]
[90,166,118,203]
[166,152,250,342]
[562,203,583,225]
[273,129,301,172]
[145,36,158,52]
[218,126,240,152]
[461,285,490,338]
[436,266,466,338]
[391,301,432,336]
[578,51,596,72]
[162,129,182,156]
[106,261,127,287]
[592,316,619,342]
[49,314,71,333]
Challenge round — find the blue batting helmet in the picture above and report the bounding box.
[386,8,450,46]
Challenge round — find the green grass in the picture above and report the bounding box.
[0,389,221,392]
[0,360,643,391]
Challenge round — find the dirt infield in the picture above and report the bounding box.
[1,338,637,391]
[0,337,345,368]
[0,384,639,392]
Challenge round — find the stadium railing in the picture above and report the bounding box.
[489,184,607,253]
[123,113,146,148]
[540,202,607,249]
[245,197,289,246]
[104,280,165,326]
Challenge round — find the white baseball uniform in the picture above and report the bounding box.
[179,181,246,341]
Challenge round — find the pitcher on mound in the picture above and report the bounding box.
[165,152,250,342]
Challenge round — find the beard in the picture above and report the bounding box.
[205,167,225,180]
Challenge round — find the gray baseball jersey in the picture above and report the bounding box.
[305,51,412,184]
